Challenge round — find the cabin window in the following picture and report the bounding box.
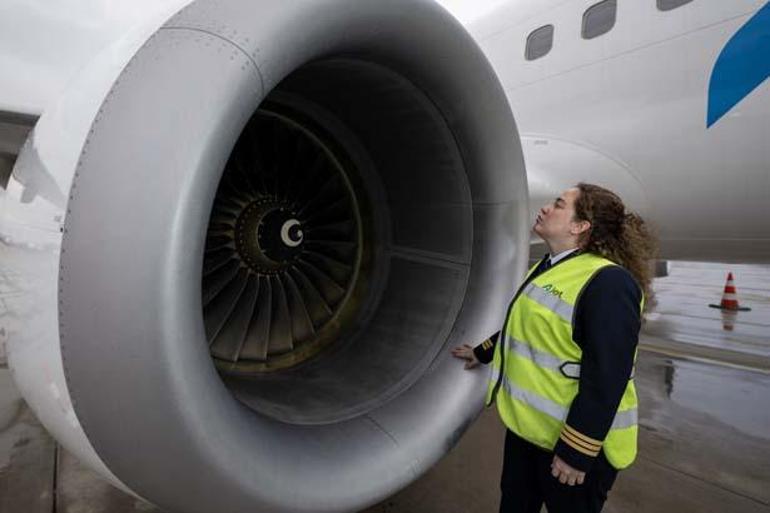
[657,0,694,11]
[525,25,555,61]
[582,0,617,39]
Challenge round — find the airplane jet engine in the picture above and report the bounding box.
[4,0,529,511]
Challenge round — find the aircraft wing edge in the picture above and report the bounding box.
[0,109,38,188]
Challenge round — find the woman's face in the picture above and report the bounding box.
[533,187,590,244]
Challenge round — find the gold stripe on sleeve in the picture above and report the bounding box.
[559,431,600,457]
[563,424,603,448]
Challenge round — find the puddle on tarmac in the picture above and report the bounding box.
[659,358,770,440]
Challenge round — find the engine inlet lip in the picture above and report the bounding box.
[55,1,527,509]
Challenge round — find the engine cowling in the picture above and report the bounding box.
[4,0,528,511]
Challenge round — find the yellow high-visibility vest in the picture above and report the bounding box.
[487,252,641,469]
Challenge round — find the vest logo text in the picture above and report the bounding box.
[541,284,564,299]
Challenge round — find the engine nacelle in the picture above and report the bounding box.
[3,1,528,511]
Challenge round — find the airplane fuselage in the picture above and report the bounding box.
[443,0,770,261]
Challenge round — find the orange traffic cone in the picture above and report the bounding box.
[709,272,751,311]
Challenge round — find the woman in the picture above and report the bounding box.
[453,183,657,513]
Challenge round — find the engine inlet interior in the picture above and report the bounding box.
[203,59,473,425]
[203,106,368,373]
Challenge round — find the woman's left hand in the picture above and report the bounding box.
[551,455,585,486]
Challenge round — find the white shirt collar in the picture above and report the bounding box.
[549,248,579,266]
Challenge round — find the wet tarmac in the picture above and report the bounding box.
[1,260,769,512]
[643,261,770,363]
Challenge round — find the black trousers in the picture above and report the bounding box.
[499,430,618,513]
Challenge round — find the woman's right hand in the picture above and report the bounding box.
[451,344,481,370]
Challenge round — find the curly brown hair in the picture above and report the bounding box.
[573,183,658,309]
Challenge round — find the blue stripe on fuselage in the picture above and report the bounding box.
[707,1,770,128]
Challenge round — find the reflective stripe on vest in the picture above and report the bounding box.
[505,335,582,379]
[491,370,638,430]
[522,282,574,323]
[504,334,634,380]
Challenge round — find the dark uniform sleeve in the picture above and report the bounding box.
[553,266,642,472]
[473,331,499,364]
